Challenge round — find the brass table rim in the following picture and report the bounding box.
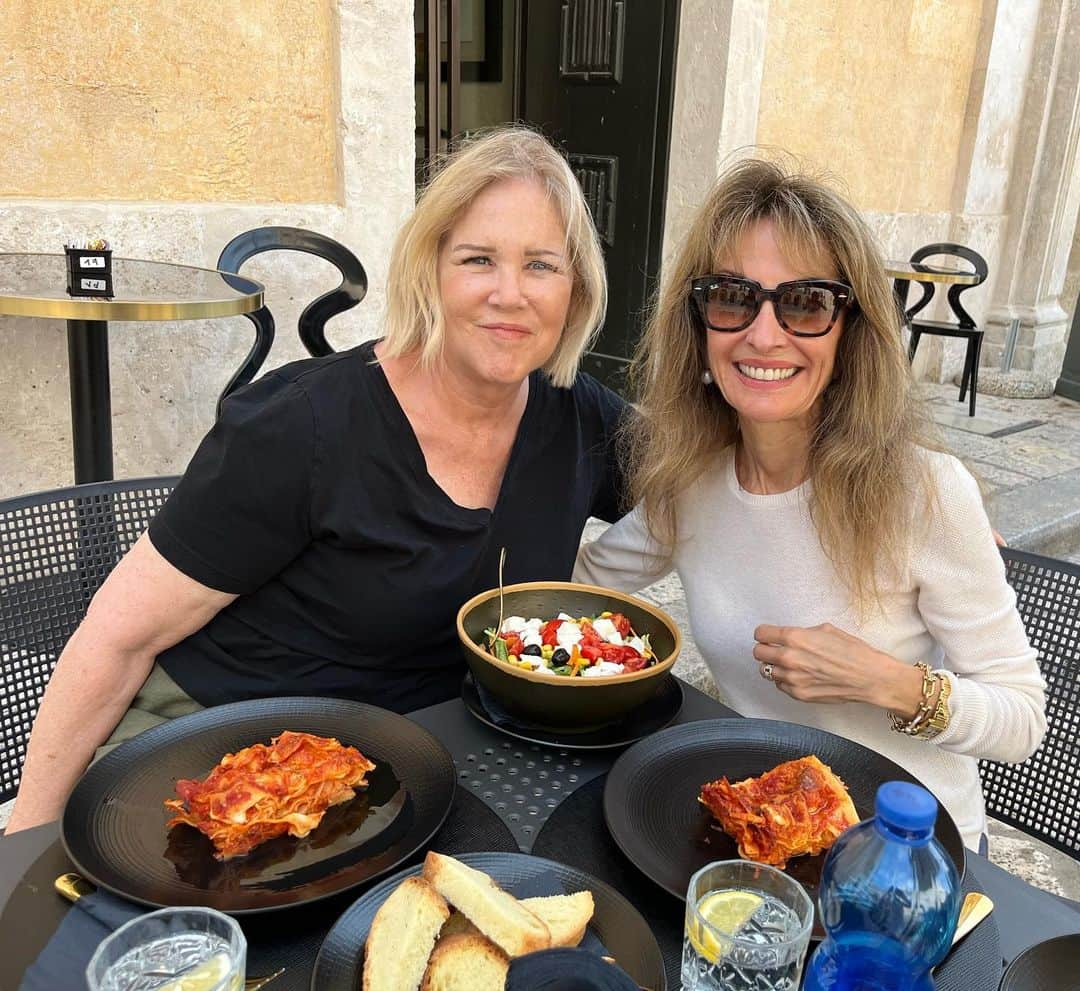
[885,261,980,286]
[0,252,264,321]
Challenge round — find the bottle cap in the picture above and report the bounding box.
[875,781,938,834]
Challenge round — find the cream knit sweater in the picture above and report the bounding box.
[574,449,1046,849]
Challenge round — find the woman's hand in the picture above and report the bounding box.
[753,623,925,715]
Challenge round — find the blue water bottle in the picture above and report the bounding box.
[803,781,961,991]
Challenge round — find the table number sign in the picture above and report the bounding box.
[65,239,113,297]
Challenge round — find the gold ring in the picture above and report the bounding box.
[760,663,774,681]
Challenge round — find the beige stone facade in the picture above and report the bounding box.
[1,0,414,497]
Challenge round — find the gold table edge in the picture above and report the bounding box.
[884,265,980,286]
[0,291,264,320]
[0,253,264,320]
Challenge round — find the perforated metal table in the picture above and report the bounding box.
[2,683,1078,991]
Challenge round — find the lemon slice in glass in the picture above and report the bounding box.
[688,888,764,963]
[155,952,237,991]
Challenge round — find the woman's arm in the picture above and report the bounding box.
[573,505,674,592]
[5,534,236,833]
[909,454,1046,762]
[753,454,1045,762]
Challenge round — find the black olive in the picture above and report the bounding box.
[552,648,570,665]
[522,644,542,656]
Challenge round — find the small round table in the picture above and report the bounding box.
[885,259,981,314]
[885,260,981,287]
[0,254,263,484]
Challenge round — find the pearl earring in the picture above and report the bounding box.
[702,370,714,385]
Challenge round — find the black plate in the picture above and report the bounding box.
[603,719,966,941]
[311,851,667,991]
[461,672,684,750]
[999,933,1080,990]
[61,697,456,914]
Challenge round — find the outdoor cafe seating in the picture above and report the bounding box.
[893,243,990,418]
[1,473,1079,989]
[214,227,368,417]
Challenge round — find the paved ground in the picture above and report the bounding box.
[583,380,1080,899]
[920,381,1080,564]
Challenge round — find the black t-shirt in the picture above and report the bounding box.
[150,341,627,713]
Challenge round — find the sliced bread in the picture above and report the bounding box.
[422,852,550,957]
[363,876,451,991]
[439,910,481,940]
[520,891,594,947]
[420,933,509,991]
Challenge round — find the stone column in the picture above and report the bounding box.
[661,0,769,268]
[982,0,1080,384]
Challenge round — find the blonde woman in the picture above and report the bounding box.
[10,127,621,833]
[574,160,1045,851]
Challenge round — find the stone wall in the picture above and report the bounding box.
[0,0,415,498]
[0,2,340,204]
[755,0,983,214]
[664,0,1080,387]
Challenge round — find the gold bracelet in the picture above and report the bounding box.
[919,672,953,739]
[888,662,935,735]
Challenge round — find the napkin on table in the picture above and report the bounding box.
[506,946,642,991]
[19,889,143,991]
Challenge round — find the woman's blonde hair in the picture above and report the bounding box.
[381,126,607,388]
[627,158,941,609]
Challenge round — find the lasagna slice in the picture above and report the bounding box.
[164,730,376,860]
[699,755,859,868]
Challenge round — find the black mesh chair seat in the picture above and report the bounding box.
[0,477,176,804]
[894,243,988,418]
[215,227,368,418]
[979,548,1080,861]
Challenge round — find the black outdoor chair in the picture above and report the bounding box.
[215,226,368,417]
[0,477,177,804]
[894,243,989,417]
[979,547,1080,862]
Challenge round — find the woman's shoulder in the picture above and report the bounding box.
[233,342,380,417]
[912,447,981,502]
[907,447,992,549]
[568,369,628,410]
[536,369,628,430]
[263,340,378,393]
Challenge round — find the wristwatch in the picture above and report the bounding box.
[920,672,953,739]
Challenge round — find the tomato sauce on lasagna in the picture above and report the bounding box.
[164,730,376,860]
[699,755,859,868]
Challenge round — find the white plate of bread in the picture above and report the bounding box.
[311,850,666,991]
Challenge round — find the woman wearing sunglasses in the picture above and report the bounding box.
[8,128,625,833]
[575,159,1045,852]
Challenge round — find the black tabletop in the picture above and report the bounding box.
[3,682,1078,991]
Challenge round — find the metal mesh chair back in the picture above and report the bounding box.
[0,477,177,803]
[979,547,1080,860]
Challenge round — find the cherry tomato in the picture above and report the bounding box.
[540,620,562,647]
[610,612,632,638]
[504,634,524,657]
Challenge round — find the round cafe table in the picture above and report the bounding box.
[0,253,264,484]
[885,260,981,287]
[885,259,980,314]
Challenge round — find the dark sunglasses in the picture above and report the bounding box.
[689,274,854,337]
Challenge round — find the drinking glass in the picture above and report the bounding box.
[682,860,813,991]
[86,906,246,991]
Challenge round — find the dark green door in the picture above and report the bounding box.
[520,0,680,391]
